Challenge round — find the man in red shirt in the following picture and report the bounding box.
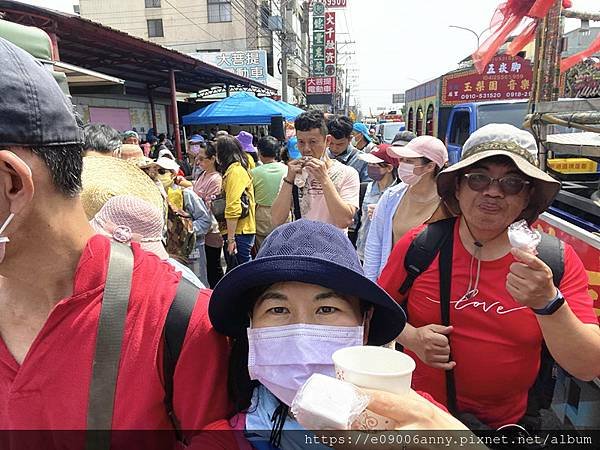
[378,124,600,429]
[0,35,229,447]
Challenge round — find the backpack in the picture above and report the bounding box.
[85,241,199,448]
[165,198,197,264]
[399,217,564,429]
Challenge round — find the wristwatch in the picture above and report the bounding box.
[531,290,565,315]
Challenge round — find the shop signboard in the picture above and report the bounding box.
[195,50,268,83]
[312,2,325,76]
[306,76,337,94]
[308,0,347,7]
[324,11,336,76]
[441,55,533,106]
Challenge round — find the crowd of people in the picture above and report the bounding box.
[1,35,599,450]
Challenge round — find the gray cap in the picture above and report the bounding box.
[391,131,417,146]
[0,36,83,147]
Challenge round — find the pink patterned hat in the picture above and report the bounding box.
[90,195,168,260]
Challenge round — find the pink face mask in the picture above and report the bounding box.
[247,323,364,406]
[397,162,424,185]
[0,213,15,264]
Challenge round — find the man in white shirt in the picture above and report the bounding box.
[271,110,359,231]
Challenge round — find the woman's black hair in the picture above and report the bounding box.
[205,140,217,158]
[421,157,445,176]
[215,135,248,173]
[227,285,268,415]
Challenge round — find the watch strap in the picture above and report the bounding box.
[532,290,565,315]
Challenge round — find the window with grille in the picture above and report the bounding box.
[147,19,164,38]
[208,0,232,23]
[145,0,161,7]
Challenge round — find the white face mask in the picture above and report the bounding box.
[350,137,358,147]
[397,162,424,185]
[0,212,15,264]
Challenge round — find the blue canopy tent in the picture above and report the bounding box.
[182,92,285,125]
[277,100,304,117]
[260,97,303,121]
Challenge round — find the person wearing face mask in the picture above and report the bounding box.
[208,219,471,449]
[352,122,378,154]
[188,134,206,180]
[156,156,212,286]
[327,116,370,183]
[0,37,231,443]
[193,141,224,287]
[363,133,451,281]
[354,145,399,263]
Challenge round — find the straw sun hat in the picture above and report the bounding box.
[81,156,165,219]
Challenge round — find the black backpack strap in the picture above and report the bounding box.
[163,277,200,444]
[354,182,370,234]
[438,226,457,415]
[358,182,369,211]
[524,233,565,420]
[86,241,134,450]
[399,218,457,296]
[292,184,301,220]
[536,233,565,288]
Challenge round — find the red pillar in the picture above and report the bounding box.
[169,69,182,160]
[47,32,60,61]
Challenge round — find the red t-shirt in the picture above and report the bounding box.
[0,235,231,447]
[378,220,598,429]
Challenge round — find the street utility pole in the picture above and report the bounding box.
[281,1,289,102]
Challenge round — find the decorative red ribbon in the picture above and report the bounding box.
[561,34,600,72]
[473,0,571,74]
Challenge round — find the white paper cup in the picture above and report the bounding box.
[333,346,416,430]
[332,345,416,395]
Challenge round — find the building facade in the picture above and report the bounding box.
[79,0,308,103]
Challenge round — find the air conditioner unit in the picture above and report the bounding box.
[268,16,283,32]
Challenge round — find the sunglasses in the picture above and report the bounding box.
[463,173,531,195]
[158,168,171,175]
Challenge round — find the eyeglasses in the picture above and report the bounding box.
[463,173,530,195]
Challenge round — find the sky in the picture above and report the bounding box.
[19,0,600,114]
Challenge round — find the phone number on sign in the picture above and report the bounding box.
[458,91,529,101]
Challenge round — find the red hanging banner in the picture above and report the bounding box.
[472,0,568,74]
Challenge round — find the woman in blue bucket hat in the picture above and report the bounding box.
[208,219,468,449]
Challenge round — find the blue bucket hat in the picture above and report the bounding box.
[352,122,372,143]
[209,220,406,345]
[189,134,205,143]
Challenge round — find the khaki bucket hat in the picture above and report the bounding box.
[437,124,561,224]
